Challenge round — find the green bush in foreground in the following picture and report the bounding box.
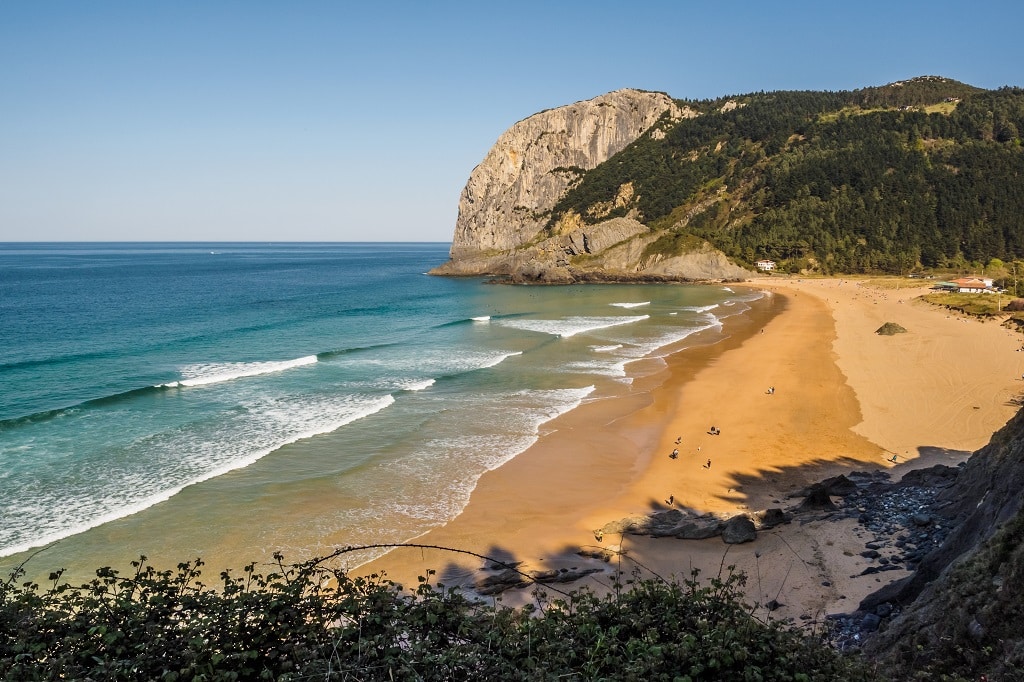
[1,553,879,681]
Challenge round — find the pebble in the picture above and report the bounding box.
[813,467,959,651]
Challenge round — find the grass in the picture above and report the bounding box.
[920,291,1024,332]
[923,101,959,115]
[921,291,1012,316]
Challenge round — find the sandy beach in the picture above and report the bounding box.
[359,277,1023,620]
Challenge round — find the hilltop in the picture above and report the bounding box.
[433,76,1024,281]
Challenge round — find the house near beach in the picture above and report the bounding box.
[947,277,996,293]
[755,259,777,272]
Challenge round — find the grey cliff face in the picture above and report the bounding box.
[433,88,752,283]
[448,89,687,261]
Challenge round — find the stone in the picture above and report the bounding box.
[821,474,859,496]
[598,516,649,535]
[475,568,527,595]
[532,567,602,584]
[576,547,613,562]
[675,521,722,540]
[875,322,907,335]
[797,482,837,511]
[721,515,757,544]
[860,613,882,632]
[753,508,791,529]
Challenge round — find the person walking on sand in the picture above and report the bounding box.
[665,495,674,505]
[705,459,711,469]
[670,448,679,459]
[675,436,682,444]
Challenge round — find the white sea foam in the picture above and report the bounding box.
[160,355,317,388]
[471,315,491,322]
[576,318,725,378]
[499,315,649,338]
[566,358,629,377]
[680,304,719,313]
[384,386,597,527]
[336,348,520,378]
[0,393,395,558]
[402,379,436,391]
[610,301,650,308]
[591,344,623,353]
[305,383,601,571]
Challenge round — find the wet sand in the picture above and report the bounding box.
[359,277,1023,619]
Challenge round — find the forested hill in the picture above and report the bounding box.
[548,76,1024,274]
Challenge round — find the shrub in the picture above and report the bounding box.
[0,552,879,681]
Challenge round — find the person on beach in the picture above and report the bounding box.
[670,448,679,459]
[675,436,682,444]
[705,459,711,469]
[665,495,674,505]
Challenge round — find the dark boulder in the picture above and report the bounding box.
[753,508,791,529]
[721,515,757,544]
[676,521,722,540]
[797,482,837,511]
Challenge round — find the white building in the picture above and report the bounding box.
[950,277,995,293]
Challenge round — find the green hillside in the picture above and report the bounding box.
[548,77,1024,275]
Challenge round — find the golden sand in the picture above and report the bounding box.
[360,277,1023,618]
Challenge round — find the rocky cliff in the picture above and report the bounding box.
[856,406,1024,678]
[430,89,749,282]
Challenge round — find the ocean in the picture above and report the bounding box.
[0,242,762,578]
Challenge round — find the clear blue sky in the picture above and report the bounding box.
[1,0,1021,242]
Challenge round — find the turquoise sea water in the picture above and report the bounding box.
[0,242,762,575]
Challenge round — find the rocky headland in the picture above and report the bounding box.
[429,89,751,283]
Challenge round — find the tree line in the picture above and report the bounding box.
[550,78,1024,274]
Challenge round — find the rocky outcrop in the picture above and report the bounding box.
[445,89,692,263]
[474,563,603,596]
[429,90,752,282]
[433,216,753,283]
[844,406,1024,678]
[595,507,790,544]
